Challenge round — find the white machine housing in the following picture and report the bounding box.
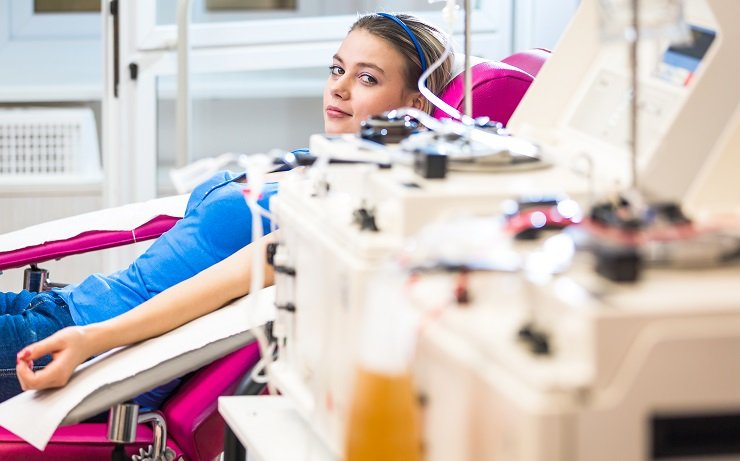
[268,0,740,459]
[509,0,740,216]
[271,157,740,461]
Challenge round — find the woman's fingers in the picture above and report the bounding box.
[17,331,66,362]
[16,359,39,390]
[17,356,73,390]
[15,327,87,391]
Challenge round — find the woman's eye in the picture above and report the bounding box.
[329,65,344,76]
[359,73,378,85]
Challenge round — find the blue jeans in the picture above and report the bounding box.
[0,290,75,403]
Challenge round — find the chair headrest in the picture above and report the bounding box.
[501,48,551,79]
[433,50,550,126]
[433,59,534,125]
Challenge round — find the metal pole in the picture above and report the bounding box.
[463,0,473,119]
[176,0,192,168]
[629,0,640,190]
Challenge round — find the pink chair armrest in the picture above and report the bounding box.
[0,424,183,461]
[0,215,180,271]
[163,342,261,461]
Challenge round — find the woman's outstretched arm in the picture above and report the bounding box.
[16,232,275,391]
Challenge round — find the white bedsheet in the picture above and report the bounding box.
[0,194,189,253]
[0,286,274,451]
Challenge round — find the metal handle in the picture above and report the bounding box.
[23,265,49,292]
[137,411,169,460]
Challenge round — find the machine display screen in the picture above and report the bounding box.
[566,24,717,154]
[655,25,716,87]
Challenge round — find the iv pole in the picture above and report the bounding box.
[176,0,193,170]
[463,0,472,119]
[629,0,640,191]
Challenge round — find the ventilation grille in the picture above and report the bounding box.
[0,108,101,183]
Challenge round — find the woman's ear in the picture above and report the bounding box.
[406,92,424,110]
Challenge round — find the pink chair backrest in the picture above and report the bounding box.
[501,48,551,78]
[434,49,550,125]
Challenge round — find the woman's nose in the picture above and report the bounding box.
[330,76,350,99]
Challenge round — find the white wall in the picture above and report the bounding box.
[513,0,580,51]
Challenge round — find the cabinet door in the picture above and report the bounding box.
[104,0,512,205]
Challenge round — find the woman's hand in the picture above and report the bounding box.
[16,326,91,391]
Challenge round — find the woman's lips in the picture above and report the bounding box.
[326,106,351,118]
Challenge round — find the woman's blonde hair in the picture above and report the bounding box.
[350,13,454,114]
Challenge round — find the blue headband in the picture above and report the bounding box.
[377,13,428,74]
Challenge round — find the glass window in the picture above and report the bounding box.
[34,0,100,13]
[156,0,443,25]
[206,0,297,10]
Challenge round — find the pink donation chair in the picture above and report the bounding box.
[0,207,266,461]
[0,343,261,460]
[0,48,549,461]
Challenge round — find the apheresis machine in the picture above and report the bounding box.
[264,0,740,460]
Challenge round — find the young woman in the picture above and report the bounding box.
[12,13,453,399]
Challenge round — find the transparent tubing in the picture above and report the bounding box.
[242,154,277,394]
[418,0,477,124]
[418,40,470,122]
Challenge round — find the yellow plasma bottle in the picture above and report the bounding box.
[345,367,422,461]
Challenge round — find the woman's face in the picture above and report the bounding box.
[323,29,421,134]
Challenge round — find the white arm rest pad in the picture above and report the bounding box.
[0,286,275,451]
[0,194,189,253]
